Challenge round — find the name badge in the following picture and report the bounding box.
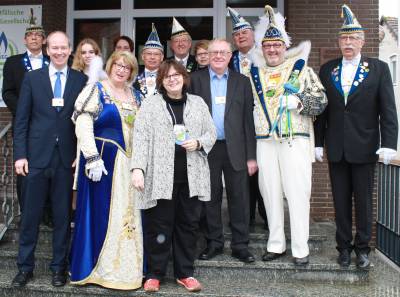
[52,98,64,107]
[174,124,187,145]
[215,96,226,104]
[122,102,133,111]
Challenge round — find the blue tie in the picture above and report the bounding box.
[54,71,62,111]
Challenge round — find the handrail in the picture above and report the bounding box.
[0,122,12,139]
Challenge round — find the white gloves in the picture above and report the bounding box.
[315,147,324,162]
[281,94,300,110]
[88,163,108,182]
[376,148,397,165]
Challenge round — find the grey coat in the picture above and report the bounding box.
[131,93,217,209]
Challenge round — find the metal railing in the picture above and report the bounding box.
[0,122,15,240]
[377,162,400,267]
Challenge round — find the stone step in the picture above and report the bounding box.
[0,240,370,284]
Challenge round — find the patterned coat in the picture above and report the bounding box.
[131,93,217,209]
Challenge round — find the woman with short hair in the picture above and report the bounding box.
[131,59,216,293]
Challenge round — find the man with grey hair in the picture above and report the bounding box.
[315,5,398,269]
[190,38,257,263]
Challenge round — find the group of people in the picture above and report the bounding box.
[2,2,398,294]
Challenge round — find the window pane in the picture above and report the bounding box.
[227,0,277,8]
[134,0,212,9]
[75,0,121,10]
[74,19,121,60]
[135,17,213,64]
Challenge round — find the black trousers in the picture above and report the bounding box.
[143,182,201,280]
[249,172,267,224]
[17,147,72,272]
[205,141,250,251]
[329,158,375,254]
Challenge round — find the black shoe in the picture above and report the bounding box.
[356,252,370,269]
[51,271,67,287]
[231,249,255,263]
[11,270,33,288]
[198,246,223,260]
[337,250,351,267]
[293,255,309,266]
[262,251,286,261]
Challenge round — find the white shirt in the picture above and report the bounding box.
[341,53,361,96]
[238,46,254,74]
[49,63,68,98]
[144,67,157,95]
[174,54,189,68]
[27,49,43,70]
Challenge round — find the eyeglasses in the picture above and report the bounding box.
[172,38,190,44]
[26,32,43,38]
[143,52,162,57]
[208,50,232,57]
[196,52,209,57]
[262,43,284,50]
[113,62,131,72]
[163,73,182,81]
[339,35,361,42]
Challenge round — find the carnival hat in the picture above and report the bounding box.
[261,5,290,47]
[171,17,190,39]
[143,23,164,52]
[340,4,364,34]
[25,8,45,36]
[227,7,253,34]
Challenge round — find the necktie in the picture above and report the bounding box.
[54,71,62,111]
[178,59,184,66]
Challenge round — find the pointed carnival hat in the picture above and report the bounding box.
[340,4,364,34]
[143,23,164,52]
[227,7,253,34]
[25,8,45,36]
[261,5,290,47]
[171,17,190,38]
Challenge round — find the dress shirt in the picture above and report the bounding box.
[27,49,43,70]
[144,68,157,95]
[209,67,229,140]
[238,46,254,74]
[341,53,361,98]
[175,54,189,68]
[49,63,68,98]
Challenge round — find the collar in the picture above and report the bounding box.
[49,63,68,77]
[27,49,43,59]
[238,45,255,59]
[145,68,158,77]
[342,54,361,66]
[209,67,229,80]
[175,54,189,63]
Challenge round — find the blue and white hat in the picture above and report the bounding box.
[340,4,364,34]
[262,5,290,47]
[143,23,163,52]
[227,7,252,34]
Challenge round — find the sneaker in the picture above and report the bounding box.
[143,278,160,292]
[176,277,202,292]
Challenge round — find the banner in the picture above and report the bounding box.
[0,5,42,107]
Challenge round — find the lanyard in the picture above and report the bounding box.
[167,102,185,126]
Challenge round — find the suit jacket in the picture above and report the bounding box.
[190,67,256,171]
[2,52,49,117]
[314,56,398,163]
[13,66,87,168]
[168,55,198,73]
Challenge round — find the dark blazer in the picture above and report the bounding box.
[168,55,198,73]
[190,67,256,171]
[2,53,49,116]
[13,66,87,168]
[314,56,398,163]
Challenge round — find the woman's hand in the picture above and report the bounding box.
[131,169,144,191]
[181,139,199,152]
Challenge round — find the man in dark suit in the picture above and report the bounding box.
[2,18,49,211]
[314,5,398,269]
[168,17,197,73]
[190,38,257,263]
[12,31,87,288]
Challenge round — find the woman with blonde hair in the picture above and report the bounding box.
[72,38,107,84]
[69,51,143,290]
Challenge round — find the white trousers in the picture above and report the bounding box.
[257,138,311,258]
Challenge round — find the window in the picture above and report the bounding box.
[133,0,212,9]
[390,55,398,85]
[75,0,121,10]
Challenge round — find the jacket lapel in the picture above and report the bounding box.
[40,67,54,100]
[330,62,344,97]
[225,70,236,116]
[201,70,212,113]
[62,68,76,112]
[348,56,370,98]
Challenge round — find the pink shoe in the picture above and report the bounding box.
[143,278,160,292]
[176,277,202,292]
